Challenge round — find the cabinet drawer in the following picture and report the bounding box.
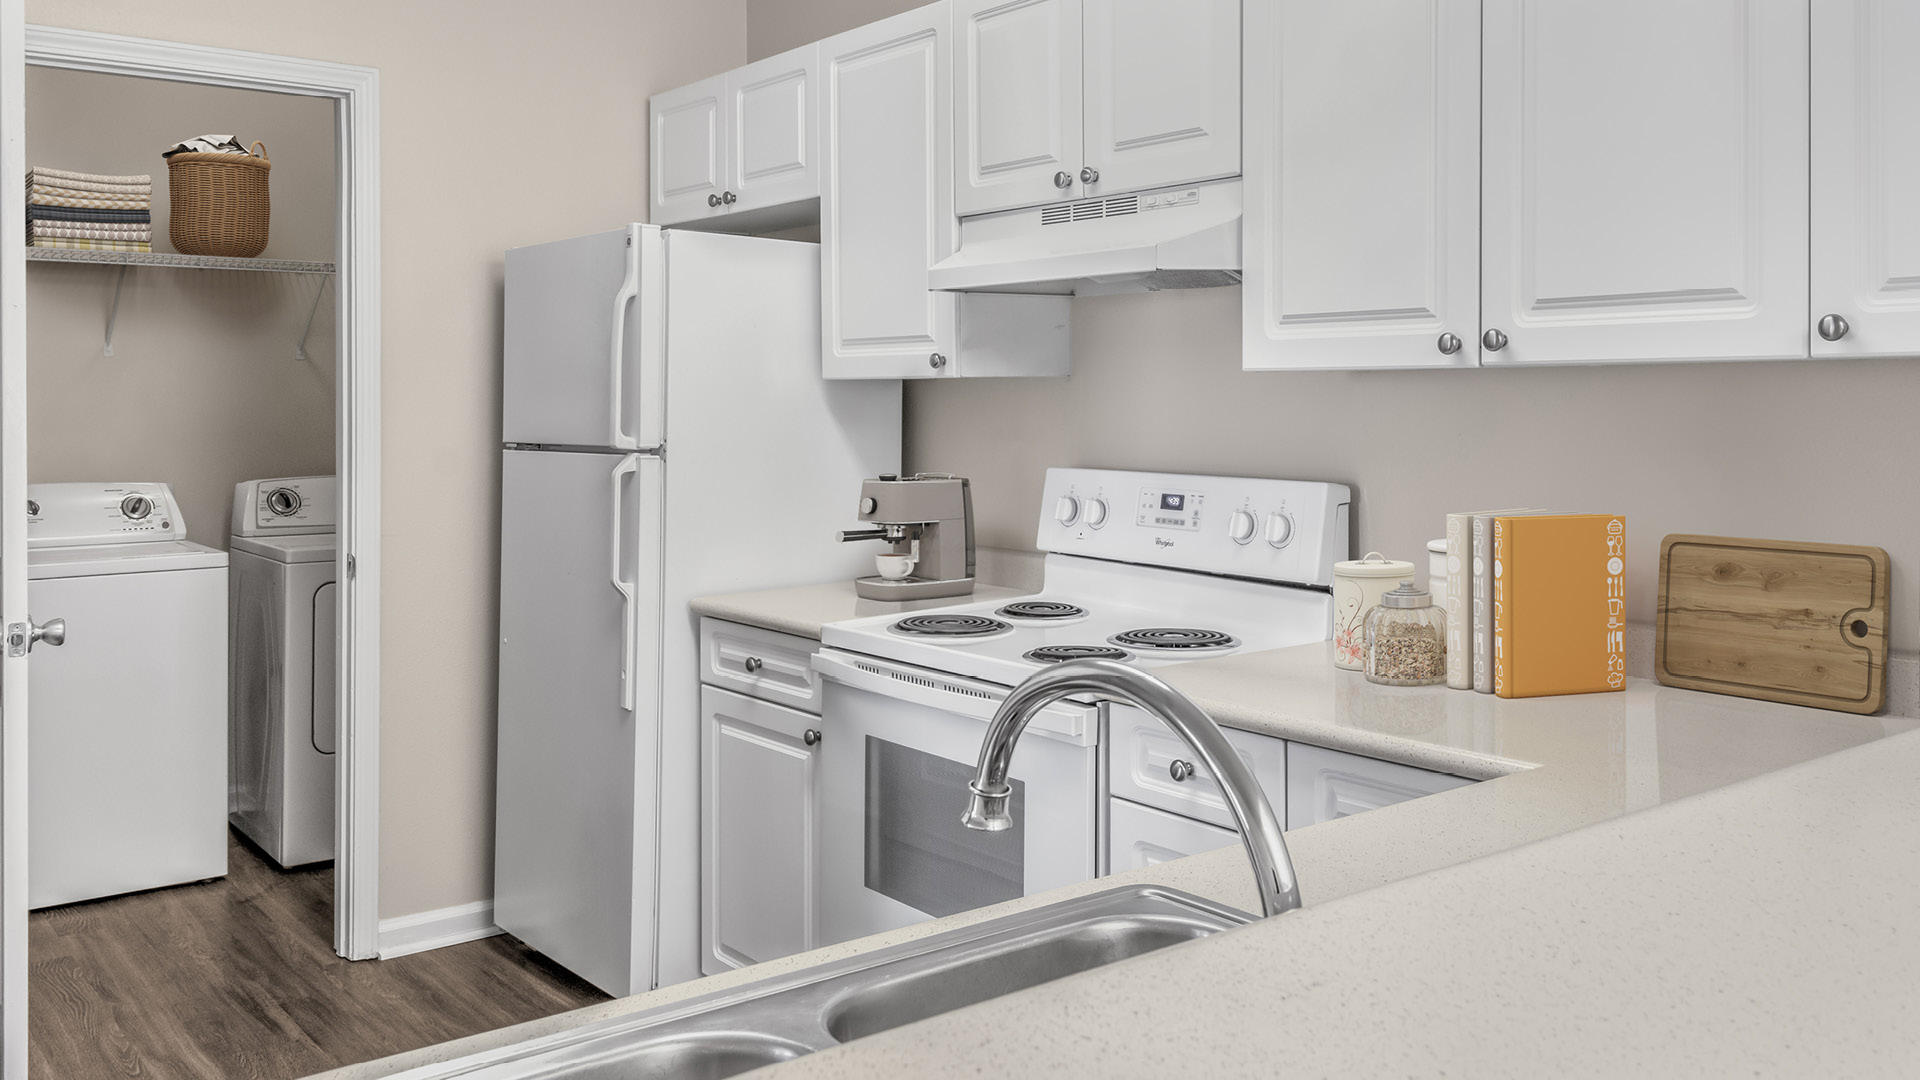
[1285,742,1471,831]
[1108,797,1237,875]
[699,618,822,713]
[1107,704,1286,830]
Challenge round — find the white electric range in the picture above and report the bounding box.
[813,467,1351,945]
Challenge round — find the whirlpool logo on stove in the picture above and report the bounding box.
[1154,536,1176,548]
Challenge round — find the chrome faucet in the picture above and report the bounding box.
[962,659,1302,918]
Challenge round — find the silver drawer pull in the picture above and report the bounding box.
[803,729,821,747]
[743,656,763,674]
[1168,759,1195,783]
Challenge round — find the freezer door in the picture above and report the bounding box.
[503,226,666,449]
[494,449,665,997]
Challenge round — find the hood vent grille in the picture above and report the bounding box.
[1041,194,1140,226]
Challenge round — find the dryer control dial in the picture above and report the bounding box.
[120,494,152,520]
[267,487,303,517]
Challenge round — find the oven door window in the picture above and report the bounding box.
[865,737,1025,917]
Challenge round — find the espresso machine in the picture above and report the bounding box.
[837,473,975,600]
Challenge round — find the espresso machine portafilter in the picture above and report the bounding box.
[837,473,976,600]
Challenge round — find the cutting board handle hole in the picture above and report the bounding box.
[1850,619,1870,638]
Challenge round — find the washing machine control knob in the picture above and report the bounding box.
[267,487,303,517]
[120,494,152,520]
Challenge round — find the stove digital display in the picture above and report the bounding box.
[1137,488,1202,531]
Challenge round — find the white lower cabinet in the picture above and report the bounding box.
[700,685,821,974]
[1108,797,1237,874]
[1285,742,1471,831]
[1107,703,1287,831]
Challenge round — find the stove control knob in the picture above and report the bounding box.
[1083,498,1109,529]
[1054,495,1081,527]
[1227,509,1257,545]
[1265,512,1295,549]
[120,494,153,521]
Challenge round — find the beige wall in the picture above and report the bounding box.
[27,0,749,919]
[748,0,1920,653]
[26,67,336,549]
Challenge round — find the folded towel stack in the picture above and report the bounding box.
[26,167,154,252]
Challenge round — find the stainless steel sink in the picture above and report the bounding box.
[389,886,1249,1079]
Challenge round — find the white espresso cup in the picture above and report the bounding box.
[874,553,917,580]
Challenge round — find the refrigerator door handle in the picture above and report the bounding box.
[607,238,642,451]
[609,455,639,711]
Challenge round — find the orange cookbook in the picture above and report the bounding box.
[1491,514,1627,698]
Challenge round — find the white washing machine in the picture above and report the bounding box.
[26,482,229,909]
[229,475,338,868]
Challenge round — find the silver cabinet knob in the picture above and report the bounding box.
[1818,313,1851,342]
[1168,759,1195,783]
[707,193,722,207]
[928,352,948,370]
[720,191,737,206]
[1437,332,1462,355]
[1079,166,1099,184]
[743,656,763,674]
[1053,171,1073,189]
[1482,328,1509,352]
[803,728,821,747]
[29,617,65,650]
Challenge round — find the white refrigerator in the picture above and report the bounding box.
[495,224,900,996]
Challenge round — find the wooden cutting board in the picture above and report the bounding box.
[1655,535,1890,713]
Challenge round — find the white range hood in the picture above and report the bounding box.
[929,178,1242,296]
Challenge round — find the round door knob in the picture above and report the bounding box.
[1168,759,1195,783]
[1079,166,1100,184]
[1265,512,1295,548]
[1818,313,1851,342]
[1482,328,1509,352]
[707,193,722,207]
[743,656,763,674]
[803,728,822,747]
[1437,332,1462,355]
[1054,495,1081,526]
[120,494,152,520]
[720,190,737,205]
[1083,498,1109,528]
[1053,171,1073,189]
[1227,510,1257,545]
[928,352,948,370]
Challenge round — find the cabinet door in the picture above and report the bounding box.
[727,44,821,213]
[821,4,960,379]
[1243,0,1481,371]
[701,686,819,974]
[1081,0,1240,197]
[953,0,1083,216]
[650,75,728,226]
[1106,704,1285,831]
[1811,0,1920,358]
[1284,743,1470,831]
[1481,0,1809,364]
[1108,798,1237,875]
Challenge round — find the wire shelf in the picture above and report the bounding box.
[26,246,334,274]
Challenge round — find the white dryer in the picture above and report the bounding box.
[26,482,229,909]
[229,475,338,869]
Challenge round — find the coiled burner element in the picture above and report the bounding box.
[996,600,1088,621]
[1107,627,1239,651]
[1023,645,1131,664]
[891,613,1012,638]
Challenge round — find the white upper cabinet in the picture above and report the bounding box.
[822,3,1072,380]
[1479,0,1809,365]
[953,0,1084,216]
[1242,0,1481,371]
[650,44,821,229]
[650,74,728,227]
[1811,0,1920,358]
[1081,0,1240,198]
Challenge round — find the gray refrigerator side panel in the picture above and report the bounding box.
[652,231,903,987]
[495,448,661,997]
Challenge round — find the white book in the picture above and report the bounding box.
[1469,508,1543,693]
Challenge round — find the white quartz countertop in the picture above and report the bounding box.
[317,635,1920,1079]
[688,580,1033,640]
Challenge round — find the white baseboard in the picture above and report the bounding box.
[377,899,503,959]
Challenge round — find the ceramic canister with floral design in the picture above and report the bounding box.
[1331,552,1415,670]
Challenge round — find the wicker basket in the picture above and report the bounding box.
[166,140,271,257]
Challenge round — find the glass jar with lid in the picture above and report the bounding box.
[1363,582,1447,686]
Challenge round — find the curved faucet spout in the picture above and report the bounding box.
[963,659,1301,917]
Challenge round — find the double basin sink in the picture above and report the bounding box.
[401,886,1250,1079]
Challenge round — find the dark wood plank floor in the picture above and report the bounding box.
[29,831,606,1079]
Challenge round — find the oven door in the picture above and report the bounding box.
[813,649,1100,947]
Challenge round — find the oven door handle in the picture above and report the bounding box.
[812,649,1097,745]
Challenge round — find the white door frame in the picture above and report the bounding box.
[1,2,30,1075]
[12,26,383,969]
